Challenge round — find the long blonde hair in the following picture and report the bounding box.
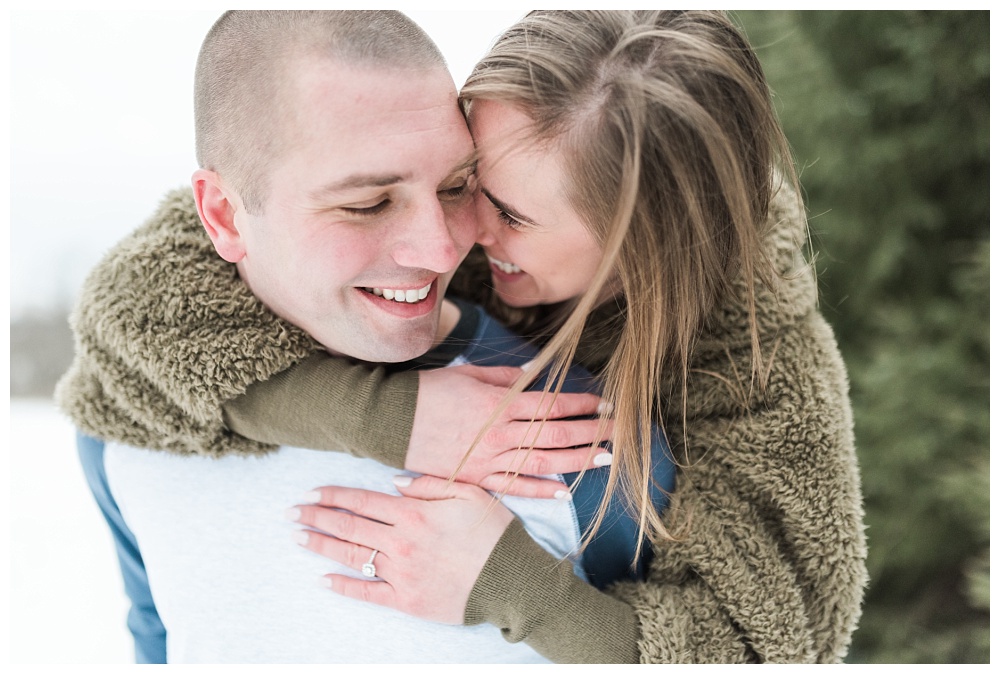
[460,10,798,558]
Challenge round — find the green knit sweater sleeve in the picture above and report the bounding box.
[222,354,417,468]
[464,515,759,664]
[465,519,641,663]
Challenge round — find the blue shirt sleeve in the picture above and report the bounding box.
[77,432,167,664]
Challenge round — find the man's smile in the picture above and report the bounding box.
[356,278,441,319]
[362,280,433,304]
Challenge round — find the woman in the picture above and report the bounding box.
[290,12,866,662]
[60,10,866,663]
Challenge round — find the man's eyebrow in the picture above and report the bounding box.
[309,152,478,200]
[480,186,539,227]
[309,173,406,199]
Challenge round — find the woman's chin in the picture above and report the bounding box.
[491,283,546,308]
[495,291,538,308]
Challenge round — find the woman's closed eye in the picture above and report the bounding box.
[480,187,527,231]
[492,203,522,229]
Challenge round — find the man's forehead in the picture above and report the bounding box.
[289,55,453,106]
[266,55,474,199]
[284,59,467,138]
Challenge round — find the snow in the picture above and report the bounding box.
[7,399,132,664]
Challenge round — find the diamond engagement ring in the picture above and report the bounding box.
[361,549,379,578]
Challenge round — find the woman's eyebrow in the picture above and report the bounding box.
[480,186,540,227]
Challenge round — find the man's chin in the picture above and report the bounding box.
[351,332,438,365]
[322,313,442,365]
[312,286,449,364]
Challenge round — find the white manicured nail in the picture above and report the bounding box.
[292,530,309,546]
[284,507,301,521]
[317,576,333,589]
[302,490,322,504]
[520,359,537,371]
[597,400,614,415]
[593,453,613,467]
[554,490,572,501]
[392,475,413,488]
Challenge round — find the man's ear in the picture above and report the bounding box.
[191,169,246,263]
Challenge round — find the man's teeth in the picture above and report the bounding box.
[487,255,522,274]
[365,282,432,303]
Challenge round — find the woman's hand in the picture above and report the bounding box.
[288,475,514,625]
[409,365,613,499]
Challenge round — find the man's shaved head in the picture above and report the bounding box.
[194,10,447,212]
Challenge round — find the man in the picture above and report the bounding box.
[57,11,610,663]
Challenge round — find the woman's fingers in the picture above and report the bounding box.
[478,473,575,499]
[292,477,511,625]
[390,473,474,501]
[295,529,387,577]
[504,389,610,421]
[300,485,404,524]
[405,366,614,495]
[288,503,392,550]
[321,574,398,612]
[475,445,614,498]
[500,445,612,477]
[489,417,614,453]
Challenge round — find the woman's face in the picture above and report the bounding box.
[469,100,604,308]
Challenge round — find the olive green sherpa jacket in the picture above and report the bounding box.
[56,185,867,663]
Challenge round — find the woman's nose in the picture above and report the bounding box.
[474,192,499,246]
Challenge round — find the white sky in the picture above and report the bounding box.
[9,400,134,663]
[8,9,527,319]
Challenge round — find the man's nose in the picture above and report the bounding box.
[391,199,467,273]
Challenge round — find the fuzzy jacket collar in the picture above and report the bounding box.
[56,189,320,456]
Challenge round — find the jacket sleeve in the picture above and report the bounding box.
[222,353,417,467]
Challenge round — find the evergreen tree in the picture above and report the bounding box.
[736,10,989,663]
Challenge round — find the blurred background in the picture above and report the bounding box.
[737,11,990,663]
[8,9,990,664]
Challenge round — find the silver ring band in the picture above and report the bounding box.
[361,549,378,578]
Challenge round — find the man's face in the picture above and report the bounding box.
[231,58,477,363]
